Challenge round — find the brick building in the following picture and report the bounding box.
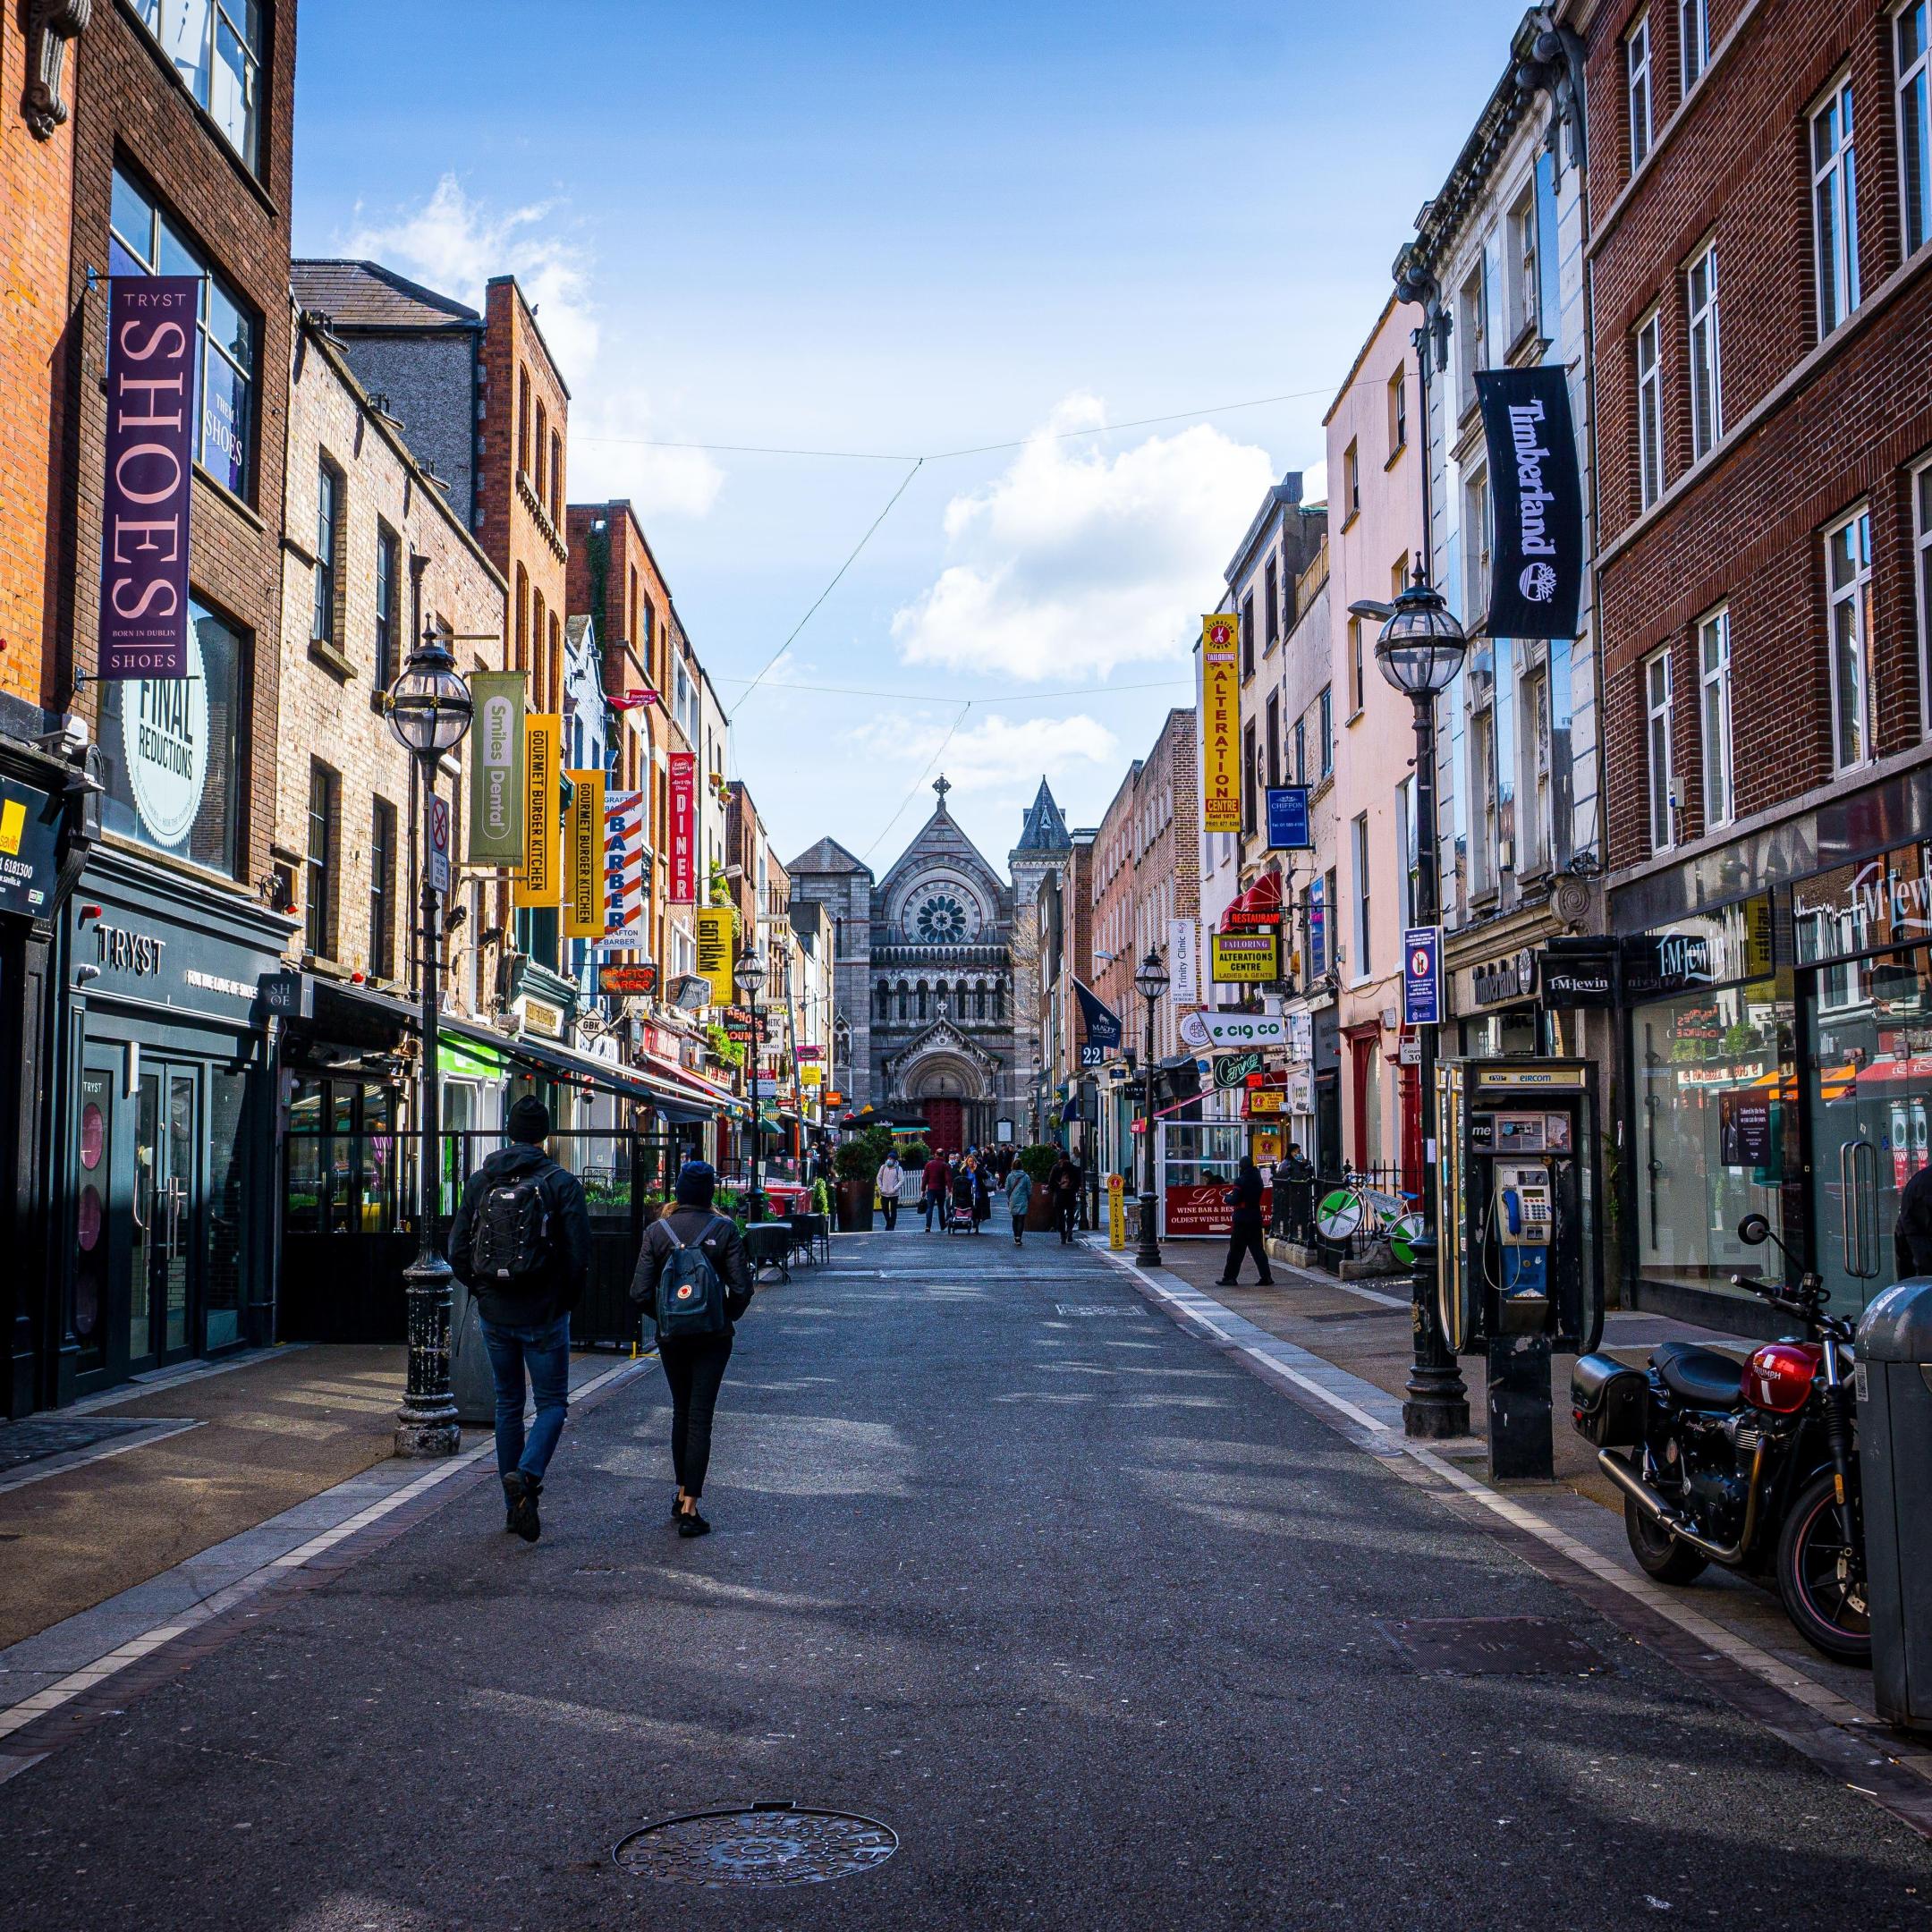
[21,0,305,1410]
[1033,824,1096,1148]
[1570,0,1932,1330]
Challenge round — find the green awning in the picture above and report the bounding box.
[438,1035,509,1080]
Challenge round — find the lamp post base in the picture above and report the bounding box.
[395,1251,462,1458]
[1133,1190,1162,1270]
[1402,1268,1470,1437]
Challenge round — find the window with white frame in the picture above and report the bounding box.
[1687,245,1722,461]
[1509,190,1539,342]
[1465,469,1493,617]
[1900,4,1932,257]
[1826,507,1875,770]
[1812,78,1862,336]
[1699,606,1734,828]
[1352,815,1371,979]
[1680,0,1709,92]
[1636,309,1665,509]
[1913,459,1932,736]
[130,0,266,173]
[1646,648,1675,852]
[1628,15,1654,171]
[1458,263,1487,411]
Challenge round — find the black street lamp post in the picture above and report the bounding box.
[1132,949,1169,1268]
[1358,575,1471,1439]
[385,623,474,1456]
[735,945,768,1218]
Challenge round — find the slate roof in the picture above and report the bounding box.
[291,259,480,331]
[1013,778,1072,854]
[788,835,871,877]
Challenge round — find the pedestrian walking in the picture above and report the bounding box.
[876,1150,905,1231]
[630,1160,756,1538]
[971,1156,992,1229]
[1216,1154,1275,1287]
[1005,1162,1033,1246]
[921,1146,950,1233]
[447,1095,592,1543]
[1048,1152,1082,1245]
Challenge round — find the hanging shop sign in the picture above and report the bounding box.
[1402,924,1442,1026]
[1222,870,1284,930]
[668,750,697,905]
[1178,1010,1287,1050]
[1213,1049,1266,1090]
[1266,786,1312,851]
[695,905,734,1004]
[522,996,565,1039]
[467,672,525,863]
[1474,364,1585,640]
[100,276,199,679]
[1211,930,1279,983]
[563,767,606,938]
[1246,1088,1285,1118]
[1201,614,1241,835]
[0,778,59,919]
[1170,916,1199,1004]
[1073,979,1123,1053]
[603,788,646,938]
[122,620,208,848]
[801,1063,824,1088]
[515,715,560,906]
[1539,935,1618,1007]
[597,962,659,996]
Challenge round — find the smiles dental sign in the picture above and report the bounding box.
[100,277,199,680]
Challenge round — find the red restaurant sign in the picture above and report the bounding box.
[1163,1182,1272,1238]
[668,750,697,904]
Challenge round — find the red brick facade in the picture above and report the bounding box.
[1582,0,1932,869]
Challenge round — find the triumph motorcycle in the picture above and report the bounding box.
[1571,1213,1868,1664]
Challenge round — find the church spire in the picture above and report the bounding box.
[933,773,952,812]
[1013,777,1071,854]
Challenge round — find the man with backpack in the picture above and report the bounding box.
[447,1095,593,1543]
[631,1160,755,1538]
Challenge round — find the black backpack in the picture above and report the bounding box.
[656,1215,731,1338]
[470,1174,553,1281]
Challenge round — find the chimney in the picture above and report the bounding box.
[1281,470,1303,504]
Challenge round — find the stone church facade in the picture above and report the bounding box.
[788,777,1071,1152]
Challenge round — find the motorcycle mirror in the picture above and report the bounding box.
[1736,1213,1771,1247]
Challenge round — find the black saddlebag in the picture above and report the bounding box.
[1572,1352,1646,1448]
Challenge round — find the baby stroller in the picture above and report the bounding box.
[945,1177,978,1234]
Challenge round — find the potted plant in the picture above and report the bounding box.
[833,1126,894,1232]
[1018,1143,1062,1230]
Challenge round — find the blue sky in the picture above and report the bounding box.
[292,0,1529,874]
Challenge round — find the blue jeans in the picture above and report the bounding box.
[479,1312,571,1483]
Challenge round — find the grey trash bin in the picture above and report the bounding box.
[1856,1276,1932,1729]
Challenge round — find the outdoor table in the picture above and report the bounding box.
[744,1221,794,1284]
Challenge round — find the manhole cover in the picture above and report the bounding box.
[614,1801,898,1887]
[1053,1304,1148,1318]
[1380,1615,1606,1676]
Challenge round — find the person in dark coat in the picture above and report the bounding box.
[1278,1143,1317,1243]
[920,1148,951,1233]
[448,1095,593,1541]
[1048,1154,1083,1244]
[631,1161,755,1537]
[1895,1162,1932,1280]
[1216,1155,1275,1287]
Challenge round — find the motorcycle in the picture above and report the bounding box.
[1570,1212,1868,1665]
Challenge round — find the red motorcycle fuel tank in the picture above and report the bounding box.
[1743,1341,1821,1415]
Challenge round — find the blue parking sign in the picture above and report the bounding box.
[1402,925,1442,1026]
[1266,786,1311,850]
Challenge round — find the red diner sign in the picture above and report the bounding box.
[668,750,697,904]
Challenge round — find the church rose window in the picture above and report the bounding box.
[914,893,970,943]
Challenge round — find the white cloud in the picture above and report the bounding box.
[892,394,1276,680]
[849,708,1118,792]
[340,175,722,521]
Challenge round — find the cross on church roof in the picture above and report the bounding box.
[933,774,951,806]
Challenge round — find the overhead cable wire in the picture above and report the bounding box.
[711,674,1188,703]
[860,701,973,863]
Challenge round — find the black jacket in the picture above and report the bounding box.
[630,1205,755,1335]
[1896,1163,1932,1281]
[447,1143,594,1327]
[1228,1165,1265,1225]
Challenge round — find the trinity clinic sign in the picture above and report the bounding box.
[101,277,200,678]
[1475,366,1583,640]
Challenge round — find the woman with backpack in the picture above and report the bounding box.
[630,1161,755,1538]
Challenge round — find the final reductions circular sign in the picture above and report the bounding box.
[121,623,208,849]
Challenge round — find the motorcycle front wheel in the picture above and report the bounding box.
[1775,1469,1871,1665]
[1623,1492,1708,1584]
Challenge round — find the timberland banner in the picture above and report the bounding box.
[1200,614,1241,835]
[467,672,525,863]
[1475,365,1584,640]
[514,714,560,907]
[100,277,200,679]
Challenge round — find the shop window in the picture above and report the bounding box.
[98,597,244,877]
[128,0,265,172]
[1812,77,1862,337]
[1680,0,1708,92]
[1699,606,1734,828]
[1627,14,1654,171]
[1826,506,1874,771]
[1686,245,1722,462]
[108,166,259,500]
[1636,309,1664,509]
[1633,978,1793,1301]
[370,795,397,981]
[306,759,340,960]
[1646,648,1676,852]
[1916,460,1932,737]
[1902,4,1932,256]
[284,1076,408,1237]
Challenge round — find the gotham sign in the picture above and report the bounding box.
[1475,366,1584,640]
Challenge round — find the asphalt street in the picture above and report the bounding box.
[5,1224,1928,1929]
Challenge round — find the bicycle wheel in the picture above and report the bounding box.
[1315,1188,1364,1241]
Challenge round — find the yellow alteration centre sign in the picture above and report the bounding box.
[1200,614,1241,835]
